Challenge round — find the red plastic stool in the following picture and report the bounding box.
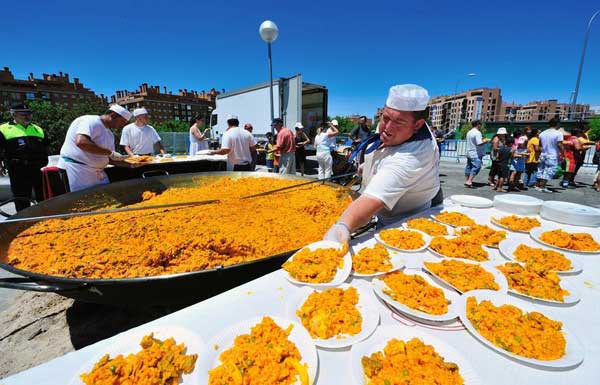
[41,166,70,200]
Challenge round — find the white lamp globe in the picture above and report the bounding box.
[259,20,279,43]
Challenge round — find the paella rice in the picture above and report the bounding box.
[466,297,566,360]
[433,211,476,227]
[361,338,463,385]
[512,244,572,272]
[282,244,347,283]
[296,287,362,339]
[496,262,569,302]
[405,217,449,236]
[80,333,198,385]
[492,215,541,232]
[381,271,449,315]
[429,236,489,261]
[378,229,425,250]
[352,244,393,274]
[5,177,351,279]
[424,259,500,292]
[208,316,308,385]
[539,229,600,252]
[454,225,507,247]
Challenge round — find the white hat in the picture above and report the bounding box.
[497,127,508,135]
[226,114,238,120]
[109,104,132,120]
[133,107,148,117]
[331,119,339,126]
[518,135,527,144]
[294,122,304,129]
[385,84,430,111]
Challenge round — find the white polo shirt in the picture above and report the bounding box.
[220,126,257,171]
[120,123,161,154]
[362,131,440,221]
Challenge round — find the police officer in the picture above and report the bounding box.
[0,103,49,211]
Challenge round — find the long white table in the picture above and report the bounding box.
[3,205,599,384]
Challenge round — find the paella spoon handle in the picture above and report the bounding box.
[0,172,357,224]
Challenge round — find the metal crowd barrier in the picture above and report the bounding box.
[439,139,597,167]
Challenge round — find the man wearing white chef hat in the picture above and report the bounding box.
[120,107,166,156]
[58,104,131,192]
[324,84,441,243]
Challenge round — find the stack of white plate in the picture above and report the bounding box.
[450,195,493,208]
[493,194,542,215]
[540,201,600,227]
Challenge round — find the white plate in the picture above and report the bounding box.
[422,258,508,294]
[402,218,453,237]
[493,194,542,215]
[489,215,542,234]
[451,225,506,249]
[286,284,380,348]
[530,225,600,255]
[372,270,459,322]
[203,316,318,385]
[374,228,431,253]
[503,277,581,305]
[70,326,205,385]
[540,200,600,227]
[498,238,583,274]
[450,194,493,208]
[284,240,352,287]
[457,290,585,369]
[430,208,481,228]
[350,238,405,277]
[427,236,491,262]
[350,325,481,385]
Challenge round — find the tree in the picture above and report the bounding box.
[458,122,472,139]
[586,116,600,141]
[328,116,357,134]
[154,119,191,133]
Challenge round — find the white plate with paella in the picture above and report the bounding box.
[498,238,583,275]
[422,258,508,294]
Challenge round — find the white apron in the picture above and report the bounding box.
[58,158,109,192]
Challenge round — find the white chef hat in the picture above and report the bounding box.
[109,104,132,120]
[497,127,508,135]
[385,84,430,111]
[226,114,238,120]
[133,107,148,117]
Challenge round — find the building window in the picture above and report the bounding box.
[25,92,36,100]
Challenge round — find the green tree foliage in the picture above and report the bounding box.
[0,100,105,155]
[586,116,600,141]
[153,119,192,133]
[327,116,357,134]
[458,122,472,139]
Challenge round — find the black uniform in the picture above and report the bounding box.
[0,121,49,211]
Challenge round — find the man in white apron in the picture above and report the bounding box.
[58,105,131,192]
[324,84,441,243]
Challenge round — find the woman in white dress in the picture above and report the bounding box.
[189,116,210,155]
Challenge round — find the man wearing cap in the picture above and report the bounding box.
[120,108,166,156]
[209,115,256,171]
[0,104,49,211]
[294,122,310,176]
[57,105,131,192]
[244,123,258,170]
[324,84,441,243]
[270,118,296,174]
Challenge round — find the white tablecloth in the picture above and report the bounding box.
[3,205,600,384]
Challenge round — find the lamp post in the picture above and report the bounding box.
[453,73,476,131]
[571,10,599,120]
[259,20,279,134]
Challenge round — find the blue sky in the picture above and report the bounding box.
[3,0,600,117]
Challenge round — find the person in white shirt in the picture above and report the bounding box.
[324,84,441,244]
[314,120,339,179]
[120,108,165,156]
[209,115,256,171]
[189,116,210,155]
[58,105,131,192]
[535,118,565,192]
[464,120,489,188]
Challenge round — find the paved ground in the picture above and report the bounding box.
[0,159,598,378]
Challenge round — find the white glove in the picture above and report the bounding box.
[109,151,125,161]
[323,222,351,244]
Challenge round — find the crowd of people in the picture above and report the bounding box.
[464,118,599,193]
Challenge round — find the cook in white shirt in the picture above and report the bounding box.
[324,84,441,243]
[120,108,165,156]
[209,115,256,171]
[57,104,131,192]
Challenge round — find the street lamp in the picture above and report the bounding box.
[453,73,477,130]
[571,10,599,120]
[259,20,279,134]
